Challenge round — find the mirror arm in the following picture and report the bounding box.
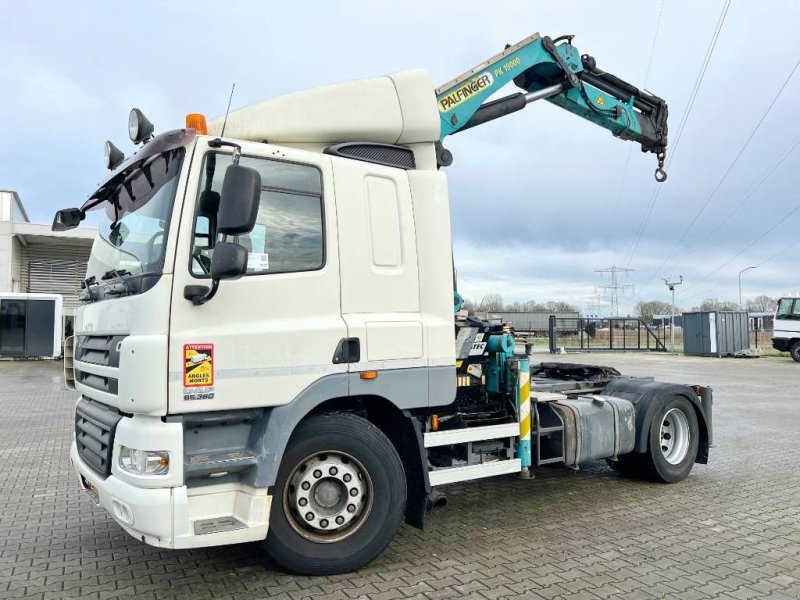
[208,138,242,165]
[185,280,220,306]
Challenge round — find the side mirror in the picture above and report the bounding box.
[217,165,261,235]
[210,242,248,280]
[52,208,84,231]
[184,242,247,306]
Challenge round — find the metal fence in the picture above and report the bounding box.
[545,316,667,352]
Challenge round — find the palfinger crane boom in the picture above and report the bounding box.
[436,33,669,181]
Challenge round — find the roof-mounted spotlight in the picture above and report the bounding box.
[104,141,125,170]
[128,108,154,144]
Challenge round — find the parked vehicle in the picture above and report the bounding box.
[54,32,711,575]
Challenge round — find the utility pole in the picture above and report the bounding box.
[662,276,683,351]
[595,266,634,317]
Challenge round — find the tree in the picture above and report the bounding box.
[478,292,504,312]
[745,295,777,313]
[693,298,740,311]
[461,297,478,313]
[634,300,675,324]
[538,300,579,313]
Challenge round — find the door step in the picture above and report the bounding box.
[429,458,521,486]
[193,516,247,535]
[423,422,519,448]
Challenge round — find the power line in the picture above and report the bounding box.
[644,55,800,282]
[611,0,665,225]
[680,237,800,303]
[624,0,732,268]
[681,200,800,300]
[650,133,800,271]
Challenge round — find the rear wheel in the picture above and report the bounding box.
[790,341,800,362]
[641,396,699,483]
[610,396,699,483]
[265,412,406,575]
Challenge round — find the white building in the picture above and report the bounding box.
[0,190,96,315]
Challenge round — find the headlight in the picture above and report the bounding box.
[119,446,169,475]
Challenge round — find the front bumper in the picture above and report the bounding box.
[70,441,271,549]
[772,338,792,352]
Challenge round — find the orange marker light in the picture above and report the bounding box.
[431,414,439,431]
[359,370,378,380]
[185,113,208,135]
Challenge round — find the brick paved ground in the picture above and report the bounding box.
[0,354,798,600]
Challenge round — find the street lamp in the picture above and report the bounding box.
[662,276,683,352]
[738,266,757,308]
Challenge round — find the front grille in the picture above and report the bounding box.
[75,334,127,367]
[75,369,119,394]
[75,398,123,477]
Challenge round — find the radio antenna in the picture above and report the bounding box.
[220,82,236,138]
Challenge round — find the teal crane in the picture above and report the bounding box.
[435,33,668,181]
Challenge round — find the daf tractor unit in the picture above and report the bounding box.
[53,33,712,574]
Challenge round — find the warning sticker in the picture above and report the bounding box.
[184,343,214,387]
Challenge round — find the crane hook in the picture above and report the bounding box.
[654,150,667,183]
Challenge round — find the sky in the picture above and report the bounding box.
[2,1,799,315]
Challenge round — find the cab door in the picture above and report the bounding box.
[168,140,347,413]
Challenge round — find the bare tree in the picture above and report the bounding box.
[634,300,675,324]
[538,300,579,313]
[461,297,478,313]
[745,295,777,313]
[478,292,504,312]
[693,298,740,311]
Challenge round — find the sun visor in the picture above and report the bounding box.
[208,70,440,145]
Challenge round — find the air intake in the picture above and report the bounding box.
[324,142,416,170]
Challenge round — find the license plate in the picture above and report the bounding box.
[82,477,99,504]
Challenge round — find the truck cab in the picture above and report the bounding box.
[772,296,800,361]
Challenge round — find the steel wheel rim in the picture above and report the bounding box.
[283,450,373,543]
[660,407,690,465]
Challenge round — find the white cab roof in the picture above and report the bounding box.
[208,70,441,145]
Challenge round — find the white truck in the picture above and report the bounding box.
[53,33,711,574]
[772,297,800,360]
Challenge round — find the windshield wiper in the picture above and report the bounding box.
[79,275,99,303]
[101,269,137,297]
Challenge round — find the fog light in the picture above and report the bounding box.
[128,108,154,144]
[112,499,134,525]
[119,446,169,475]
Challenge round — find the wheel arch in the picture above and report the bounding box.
[247,374,430,529]
[603,378,711,464]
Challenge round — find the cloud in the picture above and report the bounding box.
[2,0,799,312]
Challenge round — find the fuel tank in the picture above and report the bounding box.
[551,395,636,466]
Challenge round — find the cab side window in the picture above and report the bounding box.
[191,153,324,277]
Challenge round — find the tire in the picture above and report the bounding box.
[639,395,700,483]
[607,454,647,478]
[790,341,800,362]
[265,412,406,575]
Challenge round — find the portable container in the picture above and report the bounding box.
[682,310,748,357]
[0,292,62,358]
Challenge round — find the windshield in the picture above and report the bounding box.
[776,298,800,320]
[85,148,184,292]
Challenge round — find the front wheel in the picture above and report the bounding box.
[790,341,800,362]
[265,412,406,575]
